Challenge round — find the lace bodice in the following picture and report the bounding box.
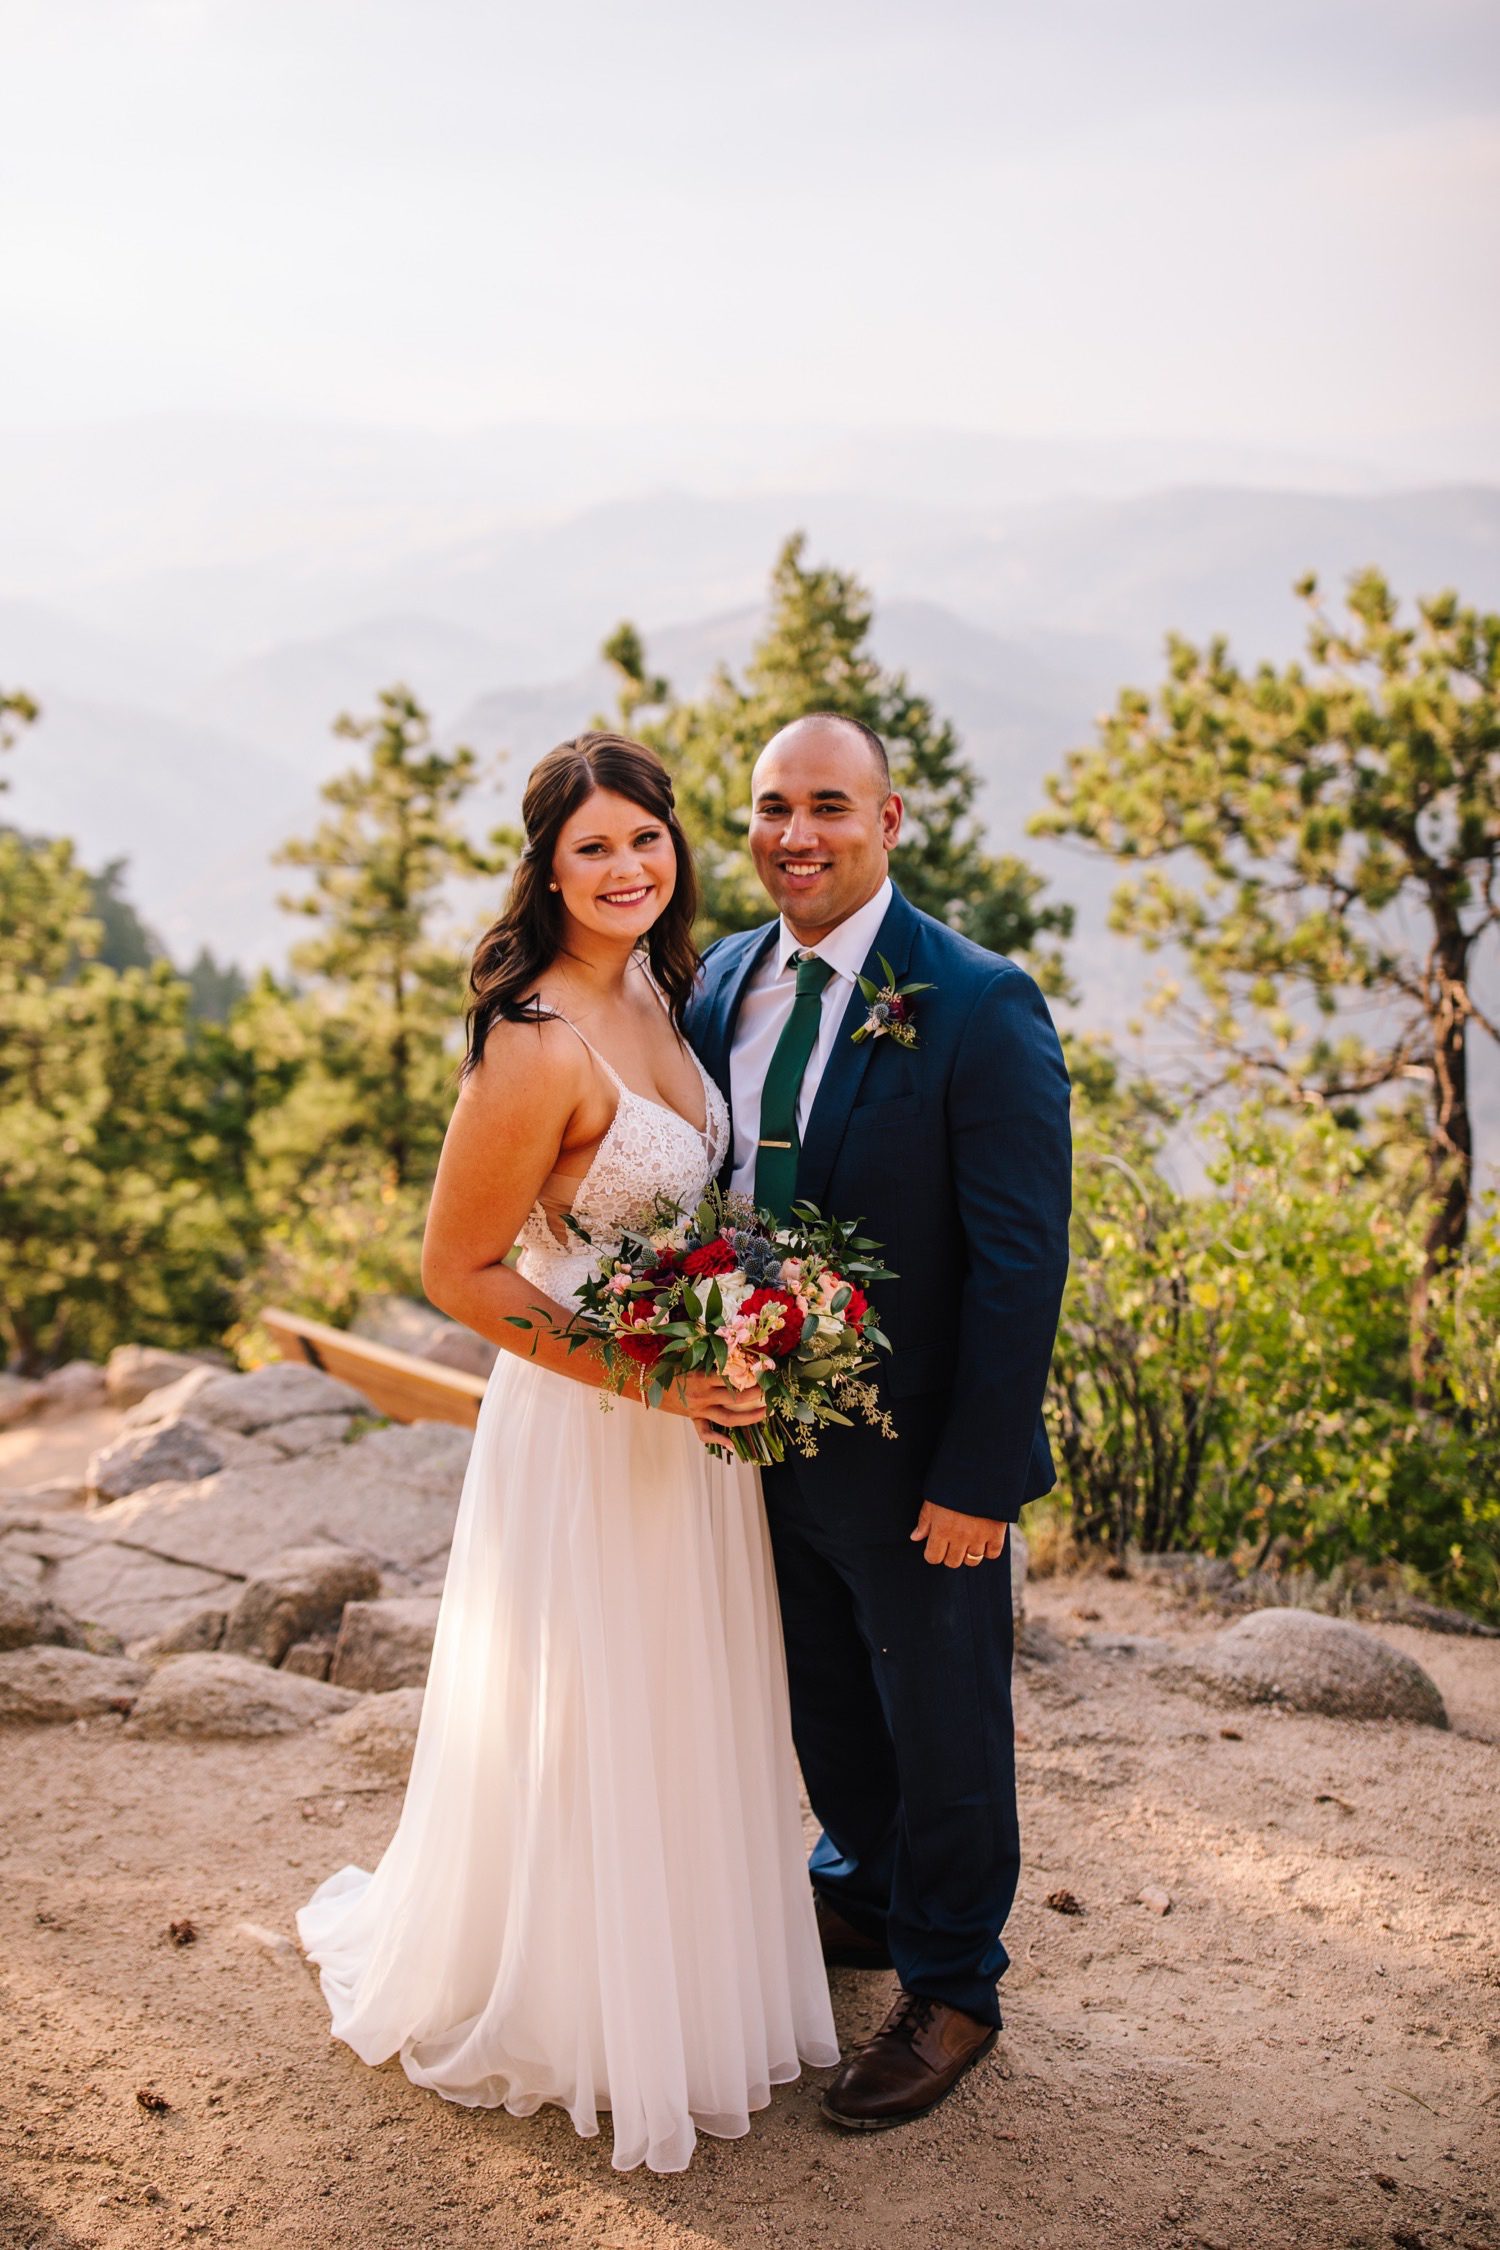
[515,1027,729,1303]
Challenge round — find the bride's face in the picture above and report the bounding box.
[550,787,678,943]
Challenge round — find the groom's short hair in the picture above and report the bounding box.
[791,712,891,791]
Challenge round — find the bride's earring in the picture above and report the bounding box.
[549,881,560,892]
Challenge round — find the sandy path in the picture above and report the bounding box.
[2,1575,1497,2250]
[0,1404,125,1497]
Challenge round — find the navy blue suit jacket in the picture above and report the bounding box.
[685,885,1072,1528]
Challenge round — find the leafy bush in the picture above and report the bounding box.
[1050,1093,1500,1618]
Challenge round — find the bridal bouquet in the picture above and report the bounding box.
[523,1190,896,1466]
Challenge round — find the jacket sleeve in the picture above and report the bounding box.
[922,965,1072,1521]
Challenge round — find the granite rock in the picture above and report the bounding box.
[0,1575,89,1652]
[0,1645,146,1724]
[127,1607,228,1664]
[329,1596,441,1692]
[222,1545,383,1665]
[88,1419,227,1502]
[125,1651,359,1738]
[104,1345,204,1410]
[323,1686,424,1777]
[1187,1607,1448,1727]
[187,1364,369,1436]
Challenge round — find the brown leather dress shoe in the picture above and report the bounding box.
[820,1990,997,2129]
[814,1893,894,1971]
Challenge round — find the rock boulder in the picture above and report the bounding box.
[330,1596,441,1691]
[324,1686,424,1777]
[89,1418,228,1502]
[282,1639,335,1679]
[0,1372,46,1430]
[38,1361,109,1413]
[0,1477,89,1515]
[18,1520,240,1649]
[222,1545,383,1665]
[127,1607,228,1665]
[125,1651,359,1738]
[351,1295,450,1355]
[188,1364,369,1436]
[261,1414,356,1459]
[0,1576,89,1652]
[120,1365,220,1433]
[420,1327,497,1379]
[0,1646,146,1724]
[104,1344,204,1409]
[1188,1607,1448,1727]
[84,1421,472,1596]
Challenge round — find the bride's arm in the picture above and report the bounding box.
[421,1017,764,1429]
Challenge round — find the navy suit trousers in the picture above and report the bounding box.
[763,1444,1020,2029]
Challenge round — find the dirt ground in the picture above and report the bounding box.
[1,1563,1497,2250]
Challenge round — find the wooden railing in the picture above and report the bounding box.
[260,1308,487,1431]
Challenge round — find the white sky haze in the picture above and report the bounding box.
[1,0,1497,459]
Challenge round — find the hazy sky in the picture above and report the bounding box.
[2,0,1497,452]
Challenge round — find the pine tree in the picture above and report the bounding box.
[604,535,1073,986]
[1034,570,1500,1372]
[0,689,39,769]
[184,945,249,1021]
[88,858,163,971]
[273,685,502,1187]
[0,696,248,1369]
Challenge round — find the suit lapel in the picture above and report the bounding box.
[699,922,778,1183]
[796,887,919,1214]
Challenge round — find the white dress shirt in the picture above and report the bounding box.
[728,876,894,1201]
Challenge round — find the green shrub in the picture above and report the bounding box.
[1050,1096,1500,1618]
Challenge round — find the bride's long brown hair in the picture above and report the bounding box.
[462,732,700,1076]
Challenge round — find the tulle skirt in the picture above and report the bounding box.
[297,1349,838,2173]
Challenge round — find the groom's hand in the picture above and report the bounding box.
[911,1501,1008,1568]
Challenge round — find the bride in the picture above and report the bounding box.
[297,731,838,2173]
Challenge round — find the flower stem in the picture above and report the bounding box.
[726,1418,787,1467]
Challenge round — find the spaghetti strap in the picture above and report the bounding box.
[533,1006,628,1095]
[523,983,714,1146]
[633,954,675,1020]
[633,957,713,1089]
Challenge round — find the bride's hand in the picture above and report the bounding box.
[663,1369,768,1442]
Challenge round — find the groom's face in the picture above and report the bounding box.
[749,722,901,942]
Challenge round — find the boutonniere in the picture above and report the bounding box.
[851,956,934,1048]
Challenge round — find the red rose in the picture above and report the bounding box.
[645,1248,683,1284]
[841,1284,869,1332]
[886,992,910,1022]
[742,1287,806,1359]
[617,1298,665,1367]
[683,1236,737,1279]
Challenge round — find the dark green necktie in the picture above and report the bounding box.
[754,951,836,1220]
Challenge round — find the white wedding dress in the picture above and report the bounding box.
[297,1028,837,2173]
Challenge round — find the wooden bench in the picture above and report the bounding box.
[261,1308,488,1431]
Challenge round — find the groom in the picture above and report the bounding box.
[687,713,1071,2130]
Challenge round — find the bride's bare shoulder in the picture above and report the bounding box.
[461,1010,589,1118]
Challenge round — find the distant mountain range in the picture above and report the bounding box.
[2,434,1497,1172]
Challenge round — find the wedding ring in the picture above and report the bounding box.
[965,1549,984,1561]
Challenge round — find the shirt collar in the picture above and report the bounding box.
[774,875,894,984]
